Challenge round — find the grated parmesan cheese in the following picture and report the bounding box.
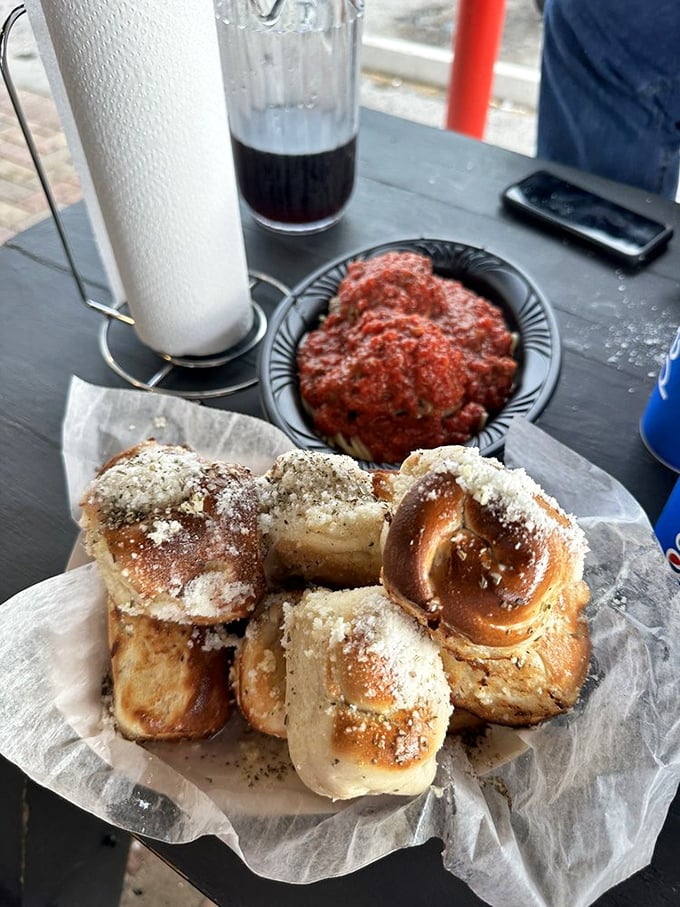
[409,445,586,555]
[148,519,183,546]
[285,587,448,712]
[256,450,387,538]
[89,446,204,522]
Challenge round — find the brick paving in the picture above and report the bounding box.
[0,85,81,243]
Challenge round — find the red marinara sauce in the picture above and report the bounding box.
[296,251,517,463]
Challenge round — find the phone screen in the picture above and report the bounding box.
[503,170,673,263]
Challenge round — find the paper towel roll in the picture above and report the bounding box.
[25,0,253,357]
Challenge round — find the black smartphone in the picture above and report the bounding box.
[501,169,674,267]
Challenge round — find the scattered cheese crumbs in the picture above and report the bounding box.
[411,445,587,556]
[216,481,250,517]
[256,450,387,538]
[90,445,204,521]
[148,519,183,546]
[178,493,205,515]
[201,628,231,652]
[257,649,277,674]
[285,587,450,713]
[182,574,254,618]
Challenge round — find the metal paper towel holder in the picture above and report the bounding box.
[0,3,287,400]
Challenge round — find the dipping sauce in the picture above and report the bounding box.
[297,252,517,463]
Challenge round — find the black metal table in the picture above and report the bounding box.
[1,108,679,906]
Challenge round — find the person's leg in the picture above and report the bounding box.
[537,0,680,198]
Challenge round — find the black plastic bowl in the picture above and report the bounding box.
[257,238,561,469]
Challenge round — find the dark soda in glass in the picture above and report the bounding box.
[218,0,364,235]
[231,135,357,231]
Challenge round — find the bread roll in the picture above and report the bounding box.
[439,581,591,725]
[381,445,591,726]
[257,450,394,587]
[81,441,265,624]
[107,599,230,741]
[232,590,303,738]
[283,586,452,800]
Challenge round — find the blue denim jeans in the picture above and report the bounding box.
[537,0,680,198]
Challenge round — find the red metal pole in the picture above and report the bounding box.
[445,0,507,138]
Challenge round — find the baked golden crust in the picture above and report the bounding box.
[107,599,230,741]
[85,439,593,776]
[283,586,451,800]
[381,445,591,726]
[81,441,265,625]
[439,583,591,725]
[256,450,394,588]
[231,590,303,739]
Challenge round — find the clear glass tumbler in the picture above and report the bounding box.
[215,0,364,234]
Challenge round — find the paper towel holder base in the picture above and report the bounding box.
[98,278,288,400]
[1,3,286,399]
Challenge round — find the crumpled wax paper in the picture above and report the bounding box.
[1,375,679,907]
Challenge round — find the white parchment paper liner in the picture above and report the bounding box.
[1,376,679,907]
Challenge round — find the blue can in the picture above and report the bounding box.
[655,478,680,576]
[640,326,680,472]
